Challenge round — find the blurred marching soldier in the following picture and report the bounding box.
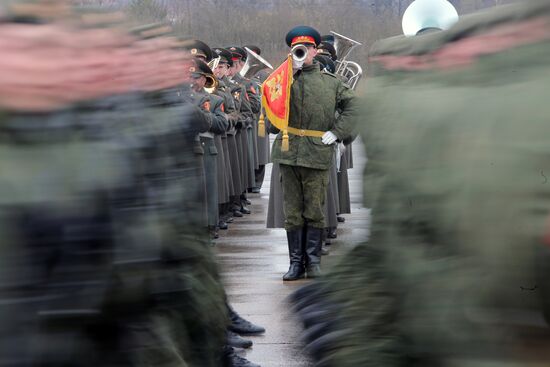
[226,46,255,215]
[267,26,359,281]
[0,7,229,366]
[292,1,550,366]
[243,45,272,193]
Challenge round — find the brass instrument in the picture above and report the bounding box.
[204,56,219,94]
[290,44,308,70]
[240,47,273,78]
[402,0,459,36]
[330,31,363,90]
[208,56,221,71]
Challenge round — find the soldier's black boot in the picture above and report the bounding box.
[240,193,252,206]
[305,227,323,278]
[228,304,265,335]
[283,229,306,281]
[224,346,261,367]
[327,226,337,239]
[227,330,253,349]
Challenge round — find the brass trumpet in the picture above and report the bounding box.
[291,44,308,69]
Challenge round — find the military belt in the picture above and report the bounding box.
[286,126,325,138]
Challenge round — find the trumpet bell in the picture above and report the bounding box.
[402,0,459,37]
[291,44,308,62]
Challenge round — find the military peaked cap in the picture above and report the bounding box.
[321,34,335,45]
[191,58,213,77]
[314,55,336,74]
[227,46,247,62]
[286,26,321,47]
[179,39,213,62]
[213,47,233,65]
[317,41,337,61]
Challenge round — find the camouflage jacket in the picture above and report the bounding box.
[271,62,359,170]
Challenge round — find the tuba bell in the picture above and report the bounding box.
[329,31,363,90]
[240,47,273,79]
[402,0,458,36]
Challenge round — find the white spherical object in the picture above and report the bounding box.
[402,0,459,37]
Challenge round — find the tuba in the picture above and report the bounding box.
[240,47,273,79]
[330,31,363,90]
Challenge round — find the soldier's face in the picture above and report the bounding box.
[214,63,228,78]
[303,45,318,66]
[192,75,206,90]
[228,62,238,76]
[233,59,244,73]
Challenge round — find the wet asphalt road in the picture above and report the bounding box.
[215,142,369,367]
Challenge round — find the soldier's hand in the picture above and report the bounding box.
[322,131,338,145]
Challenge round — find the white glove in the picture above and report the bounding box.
[321,131,338,145]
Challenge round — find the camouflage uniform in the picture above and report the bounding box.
[271,63,357,230]
[270,60,358,280]
[292,1,550,366]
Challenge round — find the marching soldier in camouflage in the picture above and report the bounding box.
[0,9,228,367]
[292,1,550,366]
[271,26,359,280]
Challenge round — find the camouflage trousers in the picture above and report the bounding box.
[280,164,329,230]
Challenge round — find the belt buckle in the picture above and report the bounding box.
[299,129,306,137]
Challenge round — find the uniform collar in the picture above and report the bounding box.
[302,62,320,73]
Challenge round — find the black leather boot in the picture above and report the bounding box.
[228,305,265,335]
[327,226,337,239]
[283,229,305,281]
[305,227,323,278]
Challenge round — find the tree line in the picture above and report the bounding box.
[77,0,519,69]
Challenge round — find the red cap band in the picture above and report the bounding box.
[231,56,241,61]
[291,35,315,46]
